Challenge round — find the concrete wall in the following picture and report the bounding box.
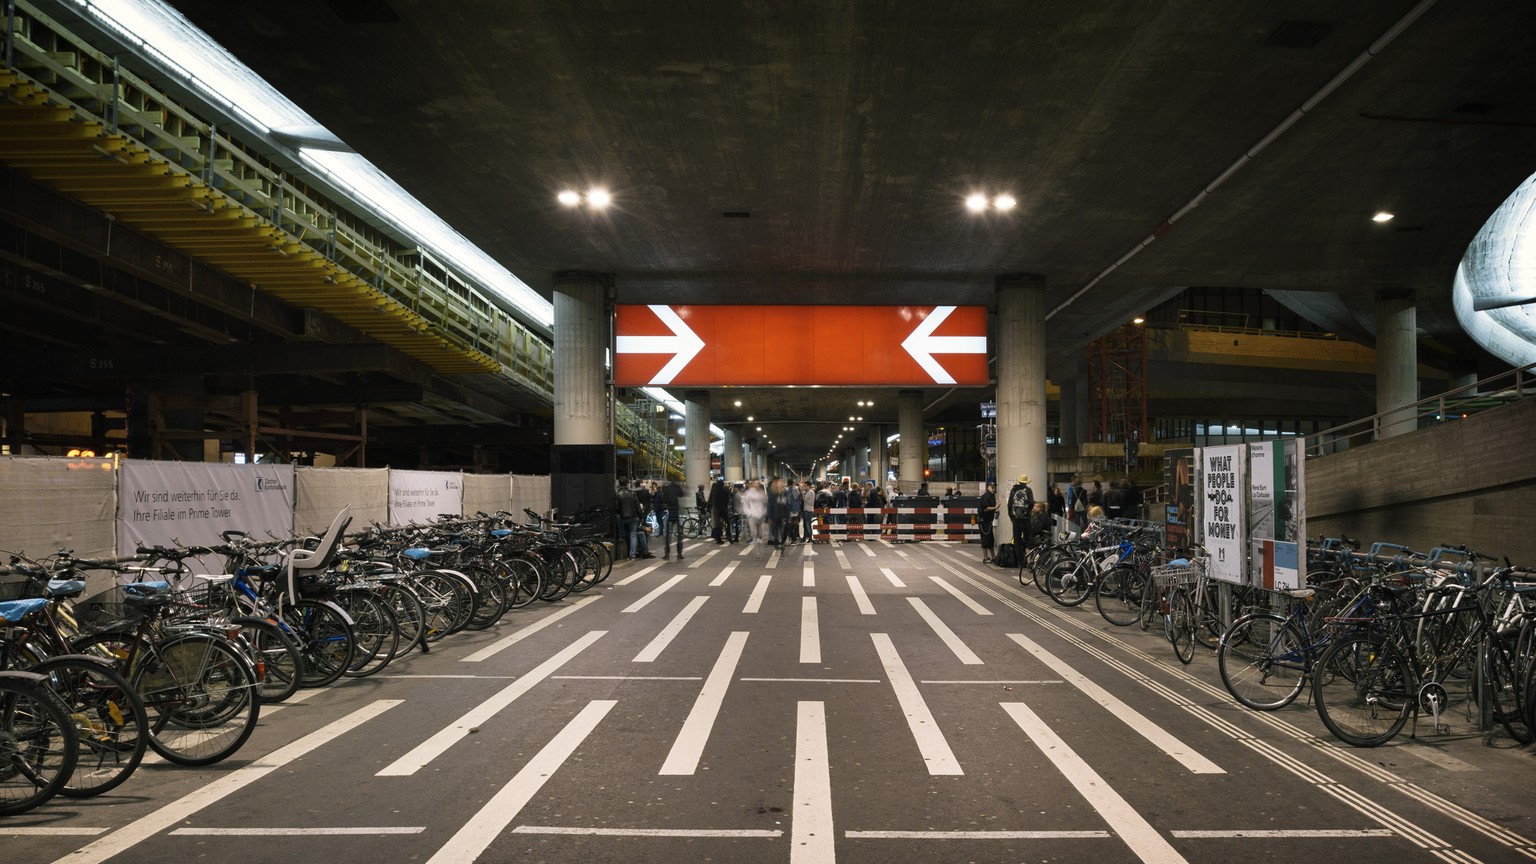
[1306,397,1536,564]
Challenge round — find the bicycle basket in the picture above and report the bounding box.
[1151,562,1197,590]
[0,575,43,601]
[71,586,145,634]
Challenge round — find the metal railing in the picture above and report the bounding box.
[1,1,554,393]
[1302,360,1535,458]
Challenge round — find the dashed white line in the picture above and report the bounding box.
[847,829,1111,839]
[170,827,426,836]
[426,700,615,864]
[633,596,710,662]
[56,700,402,864]
[860,542,877,557]
[380,632,605,776]
[660,631,750,775]
[743,574,772,613]
[908,597,983,665]
[1169,829,1394,838]
[930,576,991,615]
[801,596,822,663]
[687,547,722,568]
[709,561,738,586]
[871,633,963,775]
[846,574,876,614]
[768,548,782,569]
[615,561,663,585]
[514,826,782,838]
[792,701,836,864]
[880,567,906,588]
[835,549,852,570]
[622,573,688,613]
[804,560,815,588]
[1002,701,1190,864]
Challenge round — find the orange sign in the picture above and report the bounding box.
[614,305,988,387]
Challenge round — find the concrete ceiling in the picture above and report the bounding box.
[146,0,1536,464]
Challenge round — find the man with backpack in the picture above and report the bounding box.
[1006,473,1035,553]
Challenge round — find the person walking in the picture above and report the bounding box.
[800,480,817,544]
[978,480,998,564]
[658,477,684,560]
[742,480,767,545]
[617,481,643,559]
[710,476,731,543]
[1005,473,1035,552]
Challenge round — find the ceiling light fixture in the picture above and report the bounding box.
[734,400,742,407]
[1372,211,1395,223]
[964,193,988,213]
[586,188,612,208]
[556,190,581,206]
[993,194,1017,211]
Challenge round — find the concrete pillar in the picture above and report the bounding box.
[854,437,869,483]
[1375,289,1418,439]
[868,425,887,487]
[995,273,1049,543]
[898,389,924,493]
[553,272,610,445]
[684,391,711,500]
[755,444,767,481]
[722,426,743,482]
[817,461,828,481]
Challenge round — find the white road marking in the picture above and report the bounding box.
[633,596,710,662]
[170,827,426,835]
[741,678,881,684]
[743,574,772,613]
[426,700,615,864]
[908,597,983,665]
[804,560,815,587]
[514,826,782,838]
[792,701,836,864]
[738,541,753,557]
[1002,701,1190,864]
[389,675,519,679]
[660,631,750,775]
[877,538,894,548]
[256,686,324,714]
[930,576,992,615]
[55,700,401,864]
[847,830,1111,839]
[895,548,925,569]
[768,548,782,569]
[615,561,663,585]
[687,547,722,568]
[622,573,687,613]
[1170,829,1395,838]
[921,679,1063,685]
[835,549,852,570]
[1004,632,1222,775]
[846,574,876,614]
[1387,742,1479,772]
[709,561,738,587]
[462,596,602,662]
[5,827,108,836]
[554,675,701,680]
[880,567,906,588]
[870,633,962,775]
[860,542,877,557]
[380,631,605,776]
[801,596,821,663]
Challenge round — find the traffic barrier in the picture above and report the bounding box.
[812,507,980,542]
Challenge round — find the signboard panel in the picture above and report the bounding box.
[119,461,295,561]
[615,304,988,386]
[1201,444,1245,583]
[388,469,464,525]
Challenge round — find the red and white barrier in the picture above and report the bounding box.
[811,507,980,542]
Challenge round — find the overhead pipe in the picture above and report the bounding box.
[1047,0,1439,321]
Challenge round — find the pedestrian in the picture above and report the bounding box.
[846,481,864,540]
[742,480,767,544]
[1005,473,1035,551]
[978,480,998,564]
[710,476,730,543]
[800,480,817,543]
[617,481,645,559]
[658,477,684,560]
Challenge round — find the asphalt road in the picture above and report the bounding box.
[6,538,1534,864]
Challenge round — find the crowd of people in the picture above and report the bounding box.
[615,472,1144,567]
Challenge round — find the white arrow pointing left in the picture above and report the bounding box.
[901,305,987,384]
[615,305,706,385]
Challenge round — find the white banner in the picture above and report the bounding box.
[1201,444,1245,583]
[0,456,119,561]
[118,461,295,557]
[388,469,464,525]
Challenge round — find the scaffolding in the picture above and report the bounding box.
[1088,323,1148,470]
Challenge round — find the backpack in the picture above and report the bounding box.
[1008,484,1033,519]
[995,543,1019,568]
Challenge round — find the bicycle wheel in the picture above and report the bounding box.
[462,565,509,630]
[335,590,401,678]
[501,557,544,610]
[1194,587,1225,650]
[1486,631,1533,744]
[232,616,303,703]
[1217,613,1308,710]
[285,600,357,688]
[1168,588,1196,664]
[587,541,613,584]
[29,655,145,798]
[1095,565,1145,627]
[0,671,77,816]
[1312,634,1412,747]
[136,634,260,766]
[1045,559,1092,607]
[378,582,427,654]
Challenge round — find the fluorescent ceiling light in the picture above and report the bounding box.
[994,194,1017,211]
[1372,212,1395,223]
[964,194,988,212]
[70,0,553,329]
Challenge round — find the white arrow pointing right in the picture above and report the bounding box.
[901,305,987,384]
[615,305,706,385]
